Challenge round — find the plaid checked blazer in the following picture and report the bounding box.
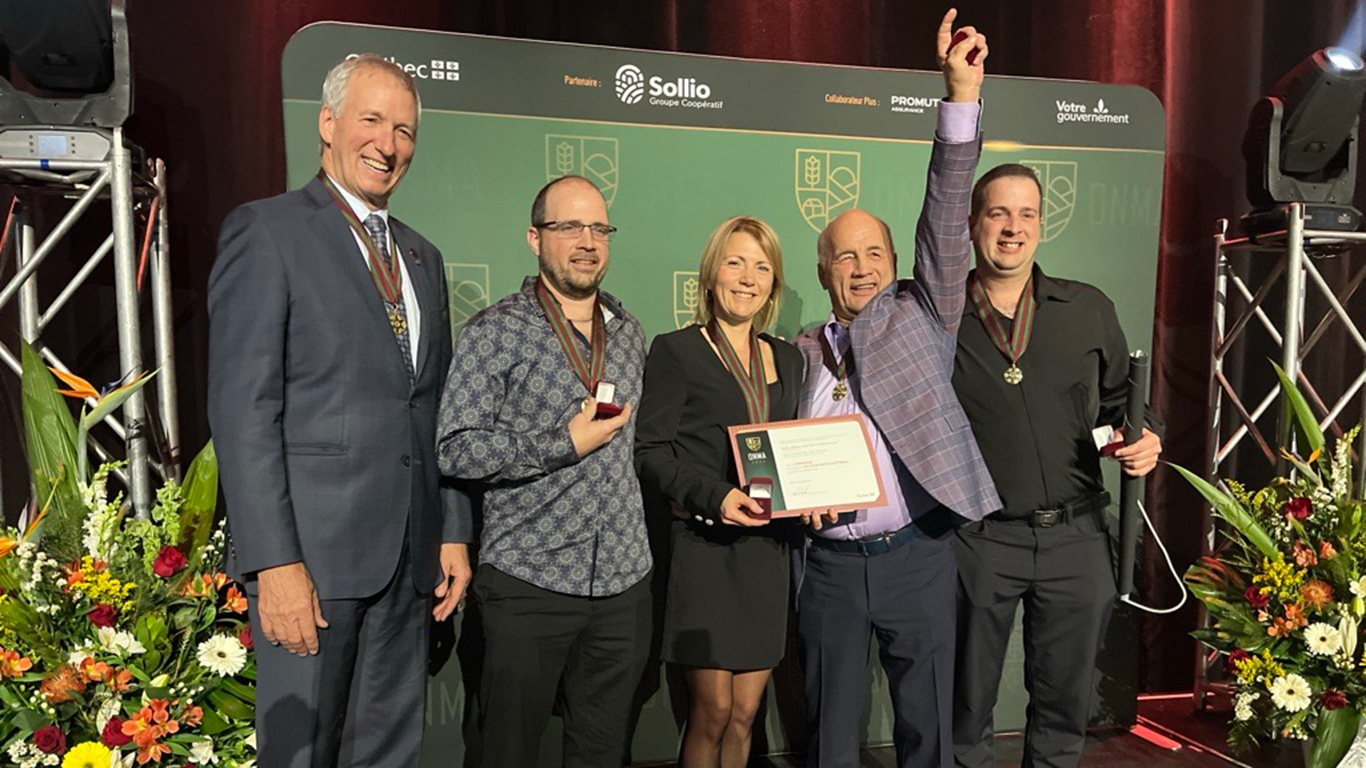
[795,135,1001,523]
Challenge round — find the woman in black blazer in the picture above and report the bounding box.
[635,216,804,768]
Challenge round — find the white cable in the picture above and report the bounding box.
[1119,499,1189,615]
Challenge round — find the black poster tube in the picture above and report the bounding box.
[1118,350,1148,599]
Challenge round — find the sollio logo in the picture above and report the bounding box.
[615,63,713,104]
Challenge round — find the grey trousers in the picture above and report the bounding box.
[796,532,957,768]
[247,545,428,768]
[951,513,1116,768]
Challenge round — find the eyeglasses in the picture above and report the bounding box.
[535,220,618,242]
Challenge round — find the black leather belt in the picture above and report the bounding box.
[991,491,1111,528]
[808,507,956,556]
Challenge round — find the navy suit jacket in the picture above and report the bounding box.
[795,135,1000,524]
[208,177,473,600]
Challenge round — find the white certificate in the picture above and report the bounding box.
[727,415,887,518]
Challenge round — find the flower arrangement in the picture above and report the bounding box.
[0,343,255,767]
[1182,365,1366,768]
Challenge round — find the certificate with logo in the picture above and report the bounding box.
[726,415,887,518]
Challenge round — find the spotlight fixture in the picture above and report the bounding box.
[1243,46,1366,233]
[0,0,132,128]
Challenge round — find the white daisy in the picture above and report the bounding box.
[196,634,247,676]
[1269,673,1313,713]
[189,738,218,765]
[1305,622,1343,655]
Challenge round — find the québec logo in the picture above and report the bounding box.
[615,64,646,104]
[614,63,717,107]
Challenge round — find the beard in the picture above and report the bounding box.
[538,250,605,300]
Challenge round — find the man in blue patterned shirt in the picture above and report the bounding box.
[437,174,651,768]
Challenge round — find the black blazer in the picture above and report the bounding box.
[208,177,472,600]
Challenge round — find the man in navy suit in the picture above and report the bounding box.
[792,11,1000,768]
[208,54,472,768]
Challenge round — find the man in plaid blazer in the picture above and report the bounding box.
[792,10,1000,768]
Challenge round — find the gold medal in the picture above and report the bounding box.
[388,309,407,335]
[1004,364,1023,385]
[832,381,848,401]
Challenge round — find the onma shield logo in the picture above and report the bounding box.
[795,149,861,232]
[673,271,700,329]
[1021,160,1077,242]
[445,263,490,335]
[745,436,763,452]
[546,135,619,208]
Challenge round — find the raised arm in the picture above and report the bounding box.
[913,9,987,334]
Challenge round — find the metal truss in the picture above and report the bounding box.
[0,128,178,518]
[1194,202,1366,709]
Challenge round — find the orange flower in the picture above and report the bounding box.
[80,657,111,682]
[1302,579,1334,609]
[223,586,247,614]
[107,668,132,693]
[1321,540,1339,560]
[0,649,32,677]
[1284,602,1309,628]
[136,740,172,765]
[0,536,16,558]
[148,698,171,723]
[184,705,203,727]
[213,572,229,590]
[1293,540,1319,567]
[64,563,85,588]
[39,665,86,702]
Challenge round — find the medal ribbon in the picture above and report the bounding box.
[816,326,853,384]
[706,320,770,424]
[969,271,1037,369]
[317,171,403,305]
[535,277,606,394]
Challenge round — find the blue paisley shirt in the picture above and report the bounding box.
[437,277,651,597]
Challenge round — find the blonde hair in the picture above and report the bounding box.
[690,216,785,332]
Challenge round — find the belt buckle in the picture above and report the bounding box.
[1031,509,1062,528]
[858,530,895,556]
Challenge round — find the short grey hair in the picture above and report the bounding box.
[320,53,422,129]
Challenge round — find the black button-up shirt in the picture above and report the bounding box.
[951,266,1144,519]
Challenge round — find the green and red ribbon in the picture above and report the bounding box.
[317,171,404,306]
[535,277,606,394]
[706,319,770,424]
[969,271,1037,372]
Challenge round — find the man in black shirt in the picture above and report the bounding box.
[949,163,1161,768]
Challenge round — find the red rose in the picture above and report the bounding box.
[32,725,65,754]
[102,716,132,747]
[238,624,253,650]
[1227,649,1252,672]
[1285,496,1313,521]
[87,603,118,628]
[1244,586,1270,610]
[153,546,188,577]
[1323,690,1350,710]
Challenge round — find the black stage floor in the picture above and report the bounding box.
[650,693,1303,767]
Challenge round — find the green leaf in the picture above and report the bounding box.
[1309,707,1361,768]
[80,370,157,431]
[206,688,254,720]
[1273,361,1326,456]
[20,341,82,530]
[1170,463,1278,558]
[219,677,255,703]
[179,441,219,567]
[198,705,229,735]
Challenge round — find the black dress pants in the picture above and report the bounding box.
[474,564,652,768]
[951,512,1116,768]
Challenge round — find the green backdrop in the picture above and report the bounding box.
[281,23,1166,765]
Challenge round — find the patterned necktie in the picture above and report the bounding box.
[362,214,415,384]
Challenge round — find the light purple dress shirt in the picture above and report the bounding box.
[811,100,980,541]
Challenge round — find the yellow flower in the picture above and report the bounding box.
[1253,557,1306,602]
[62,742,111,768]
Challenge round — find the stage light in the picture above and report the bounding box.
[1243,46,1366,233]
[0,0,131,128]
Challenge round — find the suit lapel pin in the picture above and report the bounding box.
[410,247,421,265]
